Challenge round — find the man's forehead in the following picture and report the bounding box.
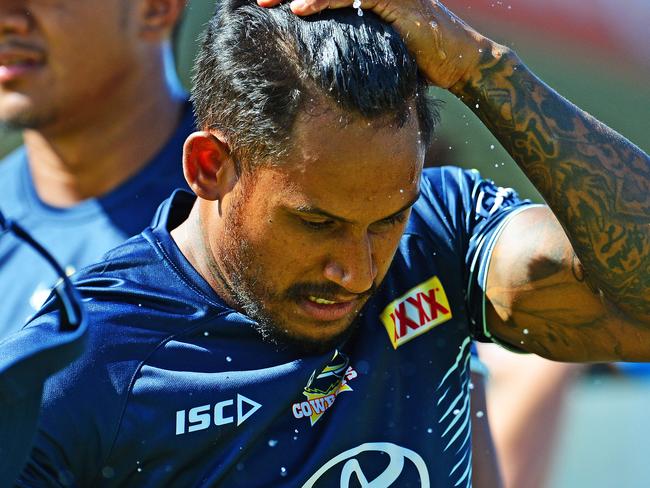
[249,141,422,224]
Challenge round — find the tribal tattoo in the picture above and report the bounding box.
[454,49,650,320]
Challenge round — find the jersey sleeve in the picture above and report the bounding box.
[460,169,540,346]
[12,305,129,487]
[416,167,539,346]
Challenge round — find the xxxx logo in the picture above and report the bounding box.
[380,276,452,349]
[292,351,358,426]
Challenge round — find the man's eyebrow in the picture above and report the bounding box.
[294,191,421,224]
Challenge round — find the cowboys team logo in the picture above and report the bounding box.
[292,351,357,426]
[380,276,452,349]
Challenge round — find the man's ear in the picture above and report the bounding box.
[183,131,235,201]
[138,0,186,40]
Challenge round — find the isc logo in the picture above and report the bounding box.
[175,394,262,435]
[380,276,452,349]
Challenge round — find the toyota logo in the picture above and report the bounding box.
[302,442,430,487]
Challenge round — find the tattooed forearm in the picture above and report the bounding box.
[454,48,650,320]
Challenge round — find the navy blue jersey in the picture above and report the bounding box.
[12,167,534,487]
[0,103,194,339]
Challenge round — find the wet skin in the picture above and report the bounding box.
[174,106,425,351]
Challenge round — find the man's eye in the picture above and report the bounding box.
[371,213,408,232]
[300,218,335,230]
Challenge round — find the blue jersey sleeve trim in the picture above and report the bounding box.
[475,204,545,353]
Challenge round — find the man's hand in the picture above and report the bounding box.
[257,0,501,92]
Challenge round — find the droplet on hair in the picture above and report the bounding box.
[357,8,363,16]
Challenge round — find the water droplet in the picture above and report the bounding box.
[429,20,438,29]
[399,189,404,193]
[268,439,278,447]
[478,48,483,53]
[523,328,529,335]
[475,103,480,109]
[357,8,363,16]
[468,381,474,390]
[226,356,232,362]
[294,429,299,433]
[204,331,209,336]
[476,410,485,418]
[489,144,495,150]
[280,467,288,477]
[453,409,460,415]
[520,340,525,345]
[427,428,433,434]
[137,468,142,473]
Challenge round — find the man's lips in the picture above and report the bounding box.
[0,47,45,83]
[297,295,360,322]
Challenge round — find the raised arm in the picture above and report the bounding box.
[260,0,650,359]
[455,46,649,328]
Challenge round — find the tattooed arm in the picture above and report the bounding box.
[456,49,650,360]
[265,0,650,359]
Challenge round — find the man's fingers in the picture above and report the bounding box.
[258,0,380,17]
[257,0,283,7]
[289,0,355,16]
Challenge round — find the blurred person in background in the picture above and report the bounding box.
[0,0,191,340]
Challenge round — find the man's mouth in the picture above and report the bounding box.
[299,295,360,322]
[0,48,45,83]
[307,296,338,305]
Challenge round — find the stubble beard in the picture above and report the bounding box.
[212,198,365,355]
[0,103,58,131]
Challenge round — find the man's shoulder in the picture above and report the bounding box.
[72,230,210,322]
[418,165,483,203]
[25,229,217,428]
[405,166,480,238]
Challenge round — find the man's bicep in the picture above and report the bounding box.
[484,206,649,361]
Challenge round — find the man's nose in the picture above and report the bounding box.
[0,7,31,36]
[323,233,377,295]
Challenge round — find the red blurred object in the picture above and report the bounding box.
[444,0,650,68]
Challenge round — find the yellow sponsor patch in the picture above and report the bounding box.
[380,276,452,349]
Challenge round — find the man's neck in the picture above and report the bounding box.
[22,59,185,208]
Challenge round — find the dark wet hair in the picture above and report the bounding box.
[191,0,440,166]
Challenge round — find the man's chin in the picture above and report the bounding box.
[254,317,360,356]
[0,98,55,130]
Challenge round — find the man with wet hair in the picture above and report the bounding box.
[0,0,190,340]
[6,0,649,486]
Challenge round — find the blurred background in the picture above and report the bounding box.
[1,0,649,486]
